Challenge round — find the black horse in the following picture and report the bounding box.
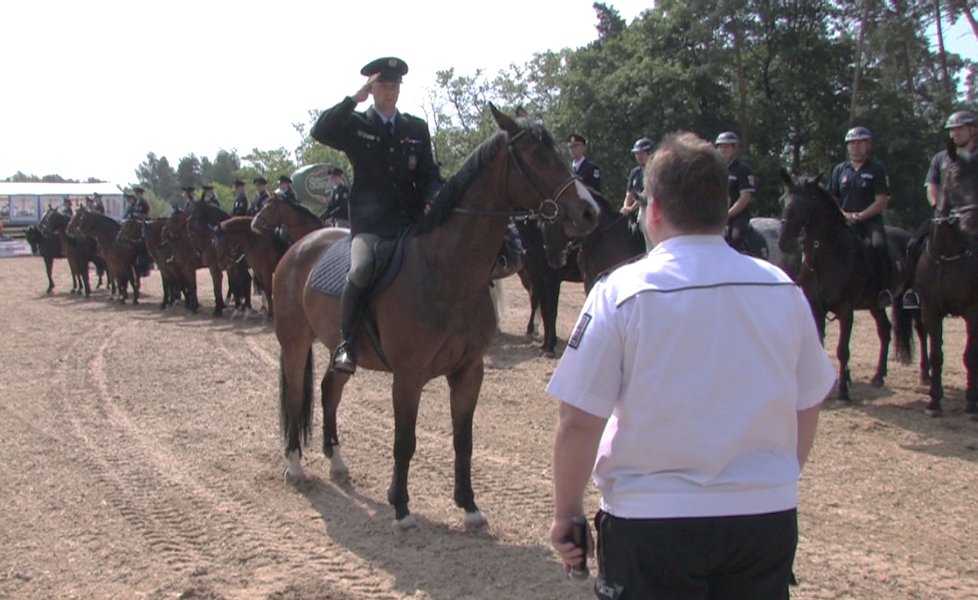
[895,141,978,418]
[26,208,67,294]
[777,169,914,401]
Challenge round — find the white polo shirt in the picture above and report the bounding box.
[547,235,836,519]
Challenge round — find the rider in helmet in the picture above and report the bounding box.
[828,126,893,308]
[715,131,755,253]
[621,137,655,249]
[903,110,978,308]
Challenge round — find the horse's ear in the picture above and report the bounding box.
[490,103,520,136]
[779,168,793,188]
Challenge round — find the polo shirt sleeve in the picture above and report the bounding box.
[872,162,890,195]
[827,164,842,199]
[545,281,623,418]
[925,152,943,186]
[736,163,755,193]
[792,290,837,410]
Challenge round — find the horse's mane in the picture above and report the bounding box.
[282,199,321,223]
[189,201,230,223]
[789,173,848,228]
[415,120,552,235]
[85,210,121,234]
[220,216,253,233]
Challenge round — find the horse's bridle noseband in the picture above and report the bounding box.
[452,129,580,223]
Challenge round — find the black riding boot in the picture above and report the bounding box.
[332,281,366,374]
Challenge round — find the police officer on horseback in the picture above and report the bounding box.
[124,187,151,220]
[567,133,602,192]
[828,126,892,307]
[276,175,297,204]
[903,110,978,308]
[310,56,443,374]
[320,167,350,225]
[249,177,269,214]
[715,131,755,253]
[621,137,655,248]
[232,179,249,216]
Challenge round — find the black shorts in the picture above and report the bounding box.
[593,508,798,600]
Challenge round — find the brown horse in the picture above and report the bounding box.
[251,195,325,243]
[69,208,148,304]
[30,208,71,294]
[215,216,284,318]
[120,218,183,309]
[273,106,598,528]
[895,142,978,418]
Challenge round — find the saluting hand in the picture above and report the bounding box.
[353,74,379,103]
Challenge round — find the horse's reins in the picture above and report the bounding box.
[451,129,578,223]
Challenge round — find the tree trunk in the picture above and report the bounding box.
[950,0,978,42]
[934,0,955,104]
[849,0,874,124]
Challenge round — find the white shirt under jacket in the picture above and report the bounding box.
[547,235,836,519]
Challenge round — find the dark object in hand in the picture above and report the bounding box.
[569,515,590,580]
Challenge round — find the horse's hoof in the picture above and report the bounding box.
[542,349,557,359]
[463,510,488,531]
[870,377,884,388]
[283,469,305,487]
[924,407,942,418]
[392,514,418,532]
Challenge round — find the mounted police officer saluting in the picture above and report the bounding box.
[828,126,892,307]
[310,56,443,374]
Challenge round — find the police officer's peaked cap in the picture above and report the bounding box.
[133,186,145,193]
[715,131,740,146]
[202,184,214,191]
[233,179,246,187]
[844,126,872,142]
[945,110,977,129]
[182,186,196,193]
[253,176,268,185]
[631,137,656,153]
[361,57,408,83]
[567,133,587,145]
[327,167,344,176]
[92,192,101,198]
[278,175,292,184]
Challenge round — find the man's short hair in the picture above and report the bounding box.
[645,132,728,232]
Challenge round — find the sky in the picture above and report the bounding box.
[1,1,974,188]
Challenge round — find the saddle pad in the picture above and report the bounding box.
[309,231,408,298]
[310,236,352,297]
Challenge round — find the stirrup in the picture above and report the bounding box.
[902,289,920,310]
[877,290,893,309]
[331,342,356,374]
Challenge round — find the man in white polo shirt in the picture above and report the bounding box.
[548,132,835,599]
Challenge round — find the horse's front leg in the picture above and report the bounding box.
[320,368,350,482]
[913,313,930,385]
[388,376,423,529]
[869,307,892,387]
[211,266,226,316]
[962,311,978,418]
[924,309,945,416]
[447,359,488,531]
[45,257,55,294]
[836,309,855,401]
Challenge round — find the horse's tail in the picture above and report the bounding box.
[135,244,154,277]
[279,348,314,447]
[893,302,915,365]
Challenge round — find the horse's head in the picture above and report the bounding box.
[24,226,41,253]
[251,195,285,234]
[39,208,68,235]
[66,206,86,237]
[777,169,825,253]
[940,140,978,234]
[161,209,187,245]
[186,201,228,250]
[489,104,598,237]
[211,225,244,270]
[117,218,144,244]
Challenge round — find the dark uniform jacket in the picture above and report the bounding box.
[727,158,755,224]
[278,187,298,204]
[323,184,350,221]
[573,157,602,192]
[124,198,150,219]
[250,190,269,215]
[232,191,249,216]
[203,194,220,208]
[626,165,646,206]
[828,158,889,222]
[310,96,442,237]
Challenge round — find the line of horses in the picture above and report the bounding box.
[22,113,978,530]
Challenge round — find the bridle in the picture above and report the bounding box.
[452,129,580,223]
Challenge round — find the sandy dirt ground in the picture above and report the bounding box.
[1,255,977,600]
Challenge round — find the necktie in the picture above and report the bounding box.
[386,120,394,138]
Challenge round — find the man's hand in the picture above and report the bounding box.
[549,516,592,576]
[353,74,378,103]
